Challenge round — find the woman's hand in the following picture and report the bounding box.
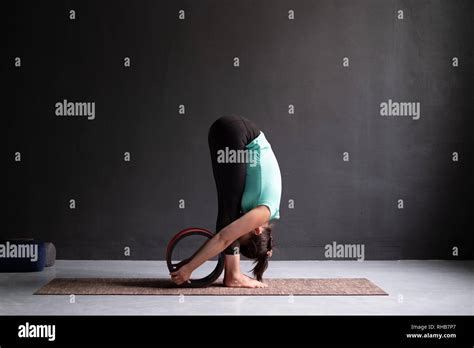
[170,264,192,285]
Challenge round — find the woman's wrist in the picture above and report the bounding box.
[184,260,197,273]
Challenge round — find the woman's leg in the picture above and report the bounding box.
[208,116,251,255]
[207,116,267,288]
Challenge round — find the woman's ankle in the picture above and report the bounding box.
[223,271,242,284]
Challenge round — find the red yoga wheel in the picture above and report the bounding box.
[166,227,225,287]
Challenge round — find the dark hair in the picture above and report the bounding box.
[240,224,274,281]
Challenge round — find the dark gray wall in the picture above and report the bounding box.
[6,0,473,260]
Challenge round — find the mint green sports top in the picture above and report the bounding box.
[241,131,282,220]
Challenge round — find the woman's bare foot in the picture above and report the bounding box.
[224,273,267,288]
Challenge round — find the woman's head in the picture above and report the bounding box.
[239,223,274,281]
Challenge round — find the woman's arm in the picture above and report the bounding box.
[170,205,270,285]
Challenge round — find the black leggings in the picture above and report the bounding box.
[208,115,260,255]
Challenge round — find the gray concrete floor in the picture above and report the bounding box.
[0,260,472,315]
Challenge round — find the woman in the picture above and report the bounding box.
[171,115,282,288]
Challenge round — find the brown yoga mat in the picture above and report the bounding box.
[35,278,387,296]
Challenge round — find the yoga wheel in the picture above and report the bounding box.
[166,227,225,288]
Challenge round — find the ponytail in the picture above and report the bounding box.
[240,225,274,281]
[251,255,269,281]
